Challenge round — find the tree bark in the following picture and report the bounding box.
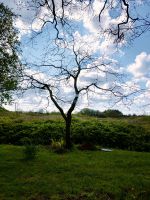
[65,115,72,149]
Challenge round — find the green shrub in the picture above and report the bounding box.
[51,139,66,153]
[0,116,149,152]
[23,144,38,160]
[21,137,38,160]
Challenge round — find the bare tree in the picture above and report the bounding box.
[28,0,150,43]
[14,0,148,148]
[23,32,137,149]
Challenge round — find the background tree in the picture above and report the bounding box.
[0,3,21,106]
[79,108,123,118]
[103,109,123,118]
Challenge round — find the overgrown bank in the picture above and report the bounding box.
[0,111,150,152]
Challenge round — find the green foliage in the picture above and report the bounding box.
[0,111,149,152]
[51,139,66,153]
[0,3,21,105]
[79,108,123,118]
[0,106,8,112]
[103,109,123,117]
[79,108,105,117]
[21,137,38,160]
[23,144,38,160]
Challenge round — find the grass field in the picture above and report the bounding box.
[0,145,150,200]
[0,110,150,131]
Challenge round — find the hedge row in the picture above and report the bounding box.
[72,121,150,151]
[0,119,149,151]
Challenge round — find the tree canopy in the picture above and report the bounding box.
[0,3,21,106]
[79,108,123,117]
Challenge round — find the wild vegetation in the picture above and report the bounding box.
[0,109,149,152]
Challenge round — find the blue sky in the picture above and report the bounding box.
[1,0,150,115]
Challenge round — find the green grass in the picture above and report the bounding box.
[0,111,150,132]
[0,145,150,200]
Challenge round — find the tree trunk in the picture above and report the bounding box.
[65,116,72,149]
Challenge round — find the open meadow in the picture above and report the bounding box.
[0,145,150,200]
[0,110,150,199]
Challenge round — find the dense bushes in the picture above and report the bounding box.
[0,120,64,145]
[0,118,149,152]
[72,121,150,151]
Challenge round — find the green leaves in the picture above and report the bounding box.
[0,3,21,105]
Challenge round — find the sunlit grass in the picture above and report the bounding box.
[0,145,150,200]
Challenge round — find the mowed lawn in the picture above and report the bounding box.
[0,145,150,200]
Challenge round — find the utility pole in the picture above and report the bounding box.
[15,102,18,112]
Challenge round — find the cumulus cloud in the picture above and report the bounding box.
[14,18,31,39]
[73,31,101,54]
[4,89,55,112]
[1,0,149,115]
[128,52,150,79]
[1,0,34,39]
[146,80,150,89]
[120,52,150,114]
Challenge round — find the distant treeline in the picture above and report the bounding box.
[28,109,136,117]
[79,108,124,118]
[0,107,143,117]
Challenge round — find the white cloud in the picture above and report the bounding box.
[14,18,31,39]
[146,80,150,88]
[73,31,101,54]
[4,89,55,112]
[128,52,150,79]
[1,0,149,115]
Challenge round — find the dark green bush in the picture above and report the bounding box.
[0,119,149,152]
[72,121,149,152]
[103,109,123,117]
[23,144,38,160]
[51,139,66,154]
[79,108,105,117]
[21,137,38,160]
